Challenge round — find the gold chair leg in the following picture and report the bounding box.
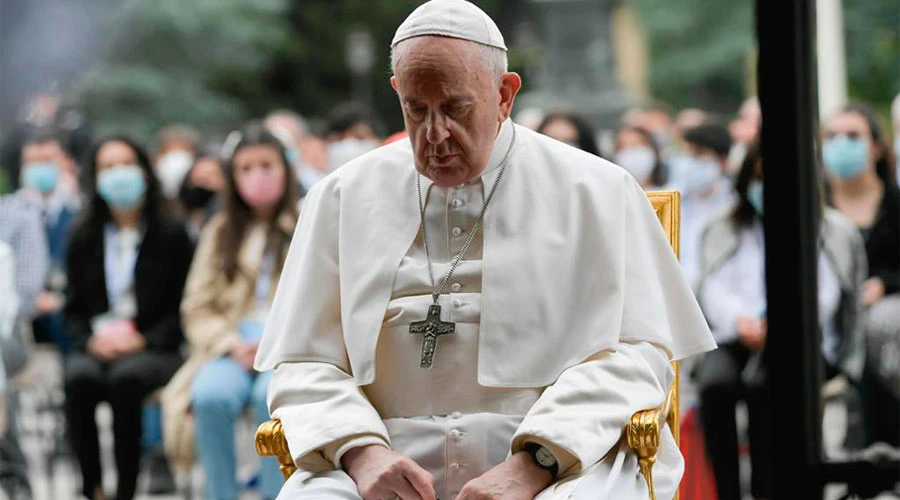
[255,419,297,480]
[638,456,656,500]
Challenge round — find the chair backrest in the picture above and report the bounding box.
[645,190,681,446]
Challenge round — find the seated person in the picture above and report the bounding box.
[15,128,81,354]
[694,138,867,500]
[64,136,193,500]
[255,2,716,499]
[822,103,900,449]
[164,124,299,500]
[668,122,736,289]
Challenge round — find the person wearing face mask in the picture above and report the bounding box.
[325,102,382,172]
[178,150,226,242]
[668,122,736,289]
[536,111,602,156]
[264,109,327,194]
[154,124,201,206]
[7,128,81,353]
[614,125,667,190]
[161,123,299,500]
[693,139,867,500]
[823,103,900,449]
[63,136,193,500]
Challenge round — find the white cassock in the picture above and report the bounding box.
[255,120,716,500]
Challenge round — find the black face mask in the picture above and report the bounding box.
[180,185,216,210]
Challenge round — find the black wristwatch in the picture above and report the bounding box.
[523,442,559,480]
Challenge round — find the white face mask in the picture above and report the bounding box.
[155,150,194,199]
[615,147,656,183]
[669,154,722,197]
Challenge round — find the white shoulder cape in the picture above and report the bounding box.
[256,122,716,387]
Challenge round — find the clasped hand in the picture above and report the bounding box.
[342,445,552,500]
[88,320,145,361]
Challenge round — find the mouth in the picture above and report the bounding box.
[429,154,459,167]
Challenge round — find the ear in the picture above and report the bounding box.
[498,72,522,122]
[390,75,399,93]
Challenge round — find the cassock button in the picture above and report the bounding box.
[452,300,462,308]
[452,226,463,237]
[451,283,462,292]
[451,199,463,208]
[450,429,463,440]
[449,463,461,472]
[450,411,462,419]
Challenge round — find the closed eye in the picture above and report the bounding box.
[406,105,427,121]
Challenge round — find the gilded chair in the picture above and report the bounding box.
[257,191,683,500]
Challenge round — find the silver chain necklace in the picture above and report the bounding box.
[409,125,516,368]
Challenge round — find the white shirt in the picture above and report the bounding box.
[102,223,142,319]
[680,178,735,289]
[700,221,842,361]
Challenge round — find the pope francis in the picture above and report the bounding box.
[255,1,716,499]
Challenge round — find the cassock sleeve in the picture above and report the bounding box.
[510,341,672,478]
[511,175,701,477]
[268,362,390,472]
[256,178,390,471]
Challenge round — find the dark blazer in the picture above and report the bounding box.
[64,215,194,353]
[865,181,900,295]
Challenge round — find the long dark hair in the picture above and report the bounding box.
[216,122,299,282]
[732,137,761,228]
[537,111,601,157]
[734,134,826,230]
[77,136,164,236]
[837,102,896,185]
[614,125,668,187]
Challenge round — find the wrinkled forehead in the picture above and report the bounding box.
[394,36,483,78]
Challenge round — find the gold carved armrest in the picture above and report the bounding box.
[626,363,679,500]
[256,419,297,480]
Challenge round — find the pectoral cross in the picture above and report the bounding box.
[409,304,455,369]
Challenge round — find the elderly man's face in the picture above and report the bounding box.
[391,37,520,187]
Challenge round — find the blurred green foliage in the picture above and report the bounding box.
[630,0,899,119]
[630,0,753,114]
[843,0,900,120]
[71,0,897,142]
[73,0,292,142]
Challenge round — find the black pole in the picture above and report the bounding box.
[756,1,824,498]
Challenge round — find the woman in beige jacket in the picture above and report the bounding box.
[162,123,299,500]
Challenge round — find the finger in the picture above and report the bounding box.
[390,476,423,500]
[404,465,436,500]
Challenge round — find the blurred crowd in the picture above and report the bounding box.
[0,89,897,500]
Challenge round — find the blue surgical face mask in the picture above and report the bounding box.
[97,164,147,210]
[747,180,764,216]
[823,135,868,179]
[285,147,301,167]
[669,154,721,196]
[22,162,59,194]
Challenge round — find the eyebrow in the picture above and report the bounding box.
[402,96,473,105]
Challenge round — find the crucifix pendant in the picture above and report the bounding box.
[409,304,455,368]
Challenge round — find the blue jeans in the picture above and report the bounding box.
[192,357,280,500]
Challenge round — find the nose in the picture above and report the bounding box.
[425,113,450,145]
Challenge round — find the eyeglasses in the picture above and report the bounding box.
[823,130,863,141]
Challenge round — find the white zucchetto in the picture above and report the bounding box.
[391,0,507,51]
